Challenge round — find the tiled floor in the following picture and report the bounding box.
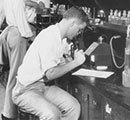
[0,83,5,120]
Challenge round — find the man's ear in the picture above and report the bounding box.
[69,19,76,27]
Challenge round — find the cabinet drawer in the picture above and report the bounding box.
[103,97,130,120]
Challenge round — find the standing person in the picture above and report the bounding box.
[0,0,5,30]
[12,6,89,120]
[0,0,46,120]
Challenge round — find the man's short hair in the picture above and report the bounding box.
[63,6,89,24]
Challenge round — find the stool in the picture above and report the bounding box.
[18,109,39,120]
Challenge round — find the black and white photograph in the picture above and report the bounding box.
[0,0,130,120]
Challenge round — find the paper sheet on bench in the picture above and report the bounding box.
[72,68,114,78]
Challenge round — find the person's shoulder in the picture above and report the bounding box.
[35,25,56,42]
[39,24,57,36]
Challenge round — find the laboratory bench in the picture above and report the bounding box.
[56,65,130,120]
[54,19,129,120]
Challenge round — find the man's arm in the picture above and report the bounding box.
[24,0,45,10]
[24,0,38,9]
[45,49,86,81]
[16,0,45,38]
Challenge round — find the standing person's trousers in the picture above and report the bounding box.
[0,26,28,118]
[12,80,81,120]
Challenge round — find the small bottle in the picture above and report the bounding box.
[126,11,130,26]
[108,9,114,23]
[84,7,88,14]
[90,55,96,69]
[121,10,127,26]
[113,9,118,24]
[117,11,121,25]
[87,8,91,18]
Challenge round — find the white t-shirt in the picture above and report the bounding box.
[17,24,69,86]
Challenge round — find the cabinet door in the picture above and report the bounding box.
[70,81,104,120]
[89,90,104,120]
[71,83,90,120]
[103,97,130,120]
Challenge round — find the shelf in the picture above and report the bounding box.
[93,23,127,34]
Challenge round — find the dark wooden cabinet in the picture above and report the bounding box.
[102,97,130,120]
[70,76,104,120]
[57,74,130,120]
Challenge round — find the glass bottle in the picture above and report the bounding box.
[122,25,130,87]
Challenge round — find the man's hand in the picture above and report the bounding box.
[73,49,86,66]
[36,1,45,14]
[38,1,45,10]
